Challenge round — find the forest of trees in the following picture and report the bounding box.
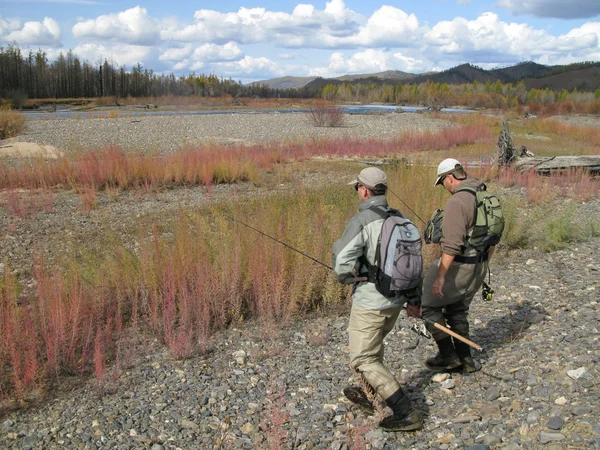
[0,45,308,104]
[2,44,600,110]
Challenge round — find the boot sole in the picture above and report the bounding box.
[343,387,375,414]
[425,362,463,371]
[380,420,423,432]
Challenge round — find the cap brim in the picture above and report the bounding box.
[434,175,444,186]
[348,178,358,186]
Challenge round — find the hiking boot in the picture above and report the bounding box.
[425,352,462,371]
[343,386,375,414]
[425,337,462,371]
[460,356,479,373]
[379,388,423,432]
[379,409,422,432]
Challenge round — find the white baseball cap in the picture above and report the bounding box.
[434,158,463,186]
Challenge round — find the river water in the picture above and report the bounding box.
[20,104,474,120]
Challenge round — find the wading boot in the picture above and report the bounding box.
[425,337,462,371]
[454,340,479,373]
[379,388,422,432]
[459,356,478,373]
[343,386,375,414]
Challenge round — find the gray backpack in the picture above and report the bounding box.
[365,206,423,298]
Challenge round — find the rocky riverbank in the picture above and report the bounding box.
[0,229,598,449]
[0,111,598,449]
[7,111,454,152]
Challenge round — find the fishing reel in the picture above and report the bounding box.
[410,323,431,339]
[482,282,494,301]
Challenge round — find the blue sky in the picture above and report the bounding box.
[1,0,599,83]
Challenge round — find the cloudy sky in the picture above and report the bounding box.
[1,0,599,83]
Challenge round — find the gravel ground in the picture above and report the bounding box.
[1,112,599,449]
[8,111,454,152]
[0,229,598,450]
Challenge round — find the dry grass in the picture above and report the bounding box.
[0,110,598,406]
[0,108,26,139]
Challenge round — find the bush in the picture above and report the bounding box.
[0,108,26,139]
[308,101,345,127]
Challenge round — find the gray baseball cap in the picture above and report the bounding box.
[348,167,387,189]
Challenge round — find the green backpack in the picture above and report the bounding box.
[425,183,504,248]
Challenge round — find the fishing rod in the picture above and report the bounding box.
[224,213,484,352]
[387,187,426,225]
[222,214,333,271]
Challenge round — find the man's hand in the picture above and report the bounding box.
[406,305,422,319]
[432,275,445,299]
[433,253,454,299]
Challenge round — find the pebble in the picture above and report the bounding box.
[546,416,564,430]
[441,379,455,390]
[539,431,566,444]
[486,386,501,401]
[571,405,592,416]
[567,367,587,380]
[432,373,451,383]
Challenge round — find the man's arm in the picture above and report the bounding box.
[432,252,455,299]
[332,217,365,284]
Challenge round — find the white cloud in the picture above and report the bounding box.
[426,13,557,63]
[211,56,284,79]
[0,16,61,46]
[161,1,361,47]
[191,42,242,62]
[159,45,193,62]
[160,42,243,71]
[72,42,152,67]
[72,6,160,45]
[494,0,600,19]
[349,6,422,47]
[308,49,428,77]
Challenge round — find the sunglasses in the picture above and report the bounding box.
[354,183,363,191]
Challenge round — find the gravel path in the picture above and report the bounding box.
[9,112,454,152]
[1,227,598,449]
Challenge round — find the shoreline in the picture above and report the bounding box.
[5,112,455,153]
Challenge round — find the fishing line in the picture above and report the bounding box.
[222,214,333,271]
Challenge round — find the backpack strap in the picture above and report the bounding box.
[453,184,490,256]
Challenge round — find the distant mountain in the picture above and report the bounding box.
[253,61,600,92]
[525,66,600,91]
[490,61,554,81]
[251,76,317,89]
[335,70,416,81]
[409,63,502,85]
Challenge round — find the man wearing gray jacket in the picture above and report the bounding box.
[332,167,422,432]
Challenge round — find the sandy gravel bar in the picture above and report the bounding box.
[11,112,454,153]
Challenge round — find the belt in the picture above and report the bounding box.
[454,253,488,264]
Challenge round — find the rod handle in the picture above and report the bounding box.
[432,322,484,352]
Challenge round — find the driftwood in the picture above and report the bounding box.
[514,156,600,175]
[498,120,600,175]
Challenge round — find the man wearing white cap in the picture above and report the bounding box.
[422,158,492,373]
[332,167,422,432]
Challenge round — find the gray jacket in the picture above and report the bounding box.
[332,195,408,310]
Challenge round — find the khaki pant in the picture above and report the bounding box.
[421,259,487,341]
[348,304,402,400]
